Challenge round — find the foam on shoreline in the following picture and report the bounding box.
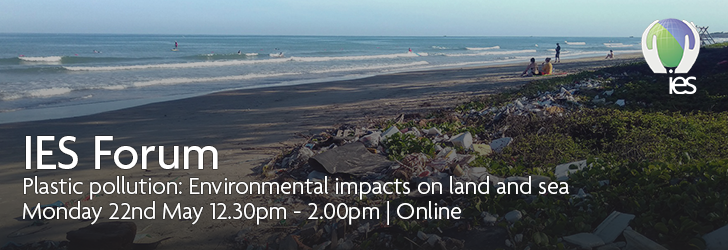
[0,53,643,124]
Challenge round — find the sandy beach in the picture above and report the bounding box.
[0,54,642,249]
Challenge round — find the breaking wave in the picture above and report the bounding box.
[131,73,300,87]
[64,58,292,71]
[465,46,500,50]
[18,56,63,62]
[446,49,537,57]
[64,52,431,71]
[310,61,429,74]
[1,87,73,101]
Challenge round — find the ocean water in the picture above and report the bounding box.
[0,34,641,122]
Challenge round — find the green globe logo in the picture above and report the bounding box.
[641,18,700,74]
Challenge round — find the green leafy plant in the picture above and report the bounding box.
[383,133,436,161]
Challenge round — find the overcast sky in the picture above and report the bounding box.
[1,0,725,36]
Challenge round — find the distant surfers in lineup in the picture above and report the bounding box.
[170,41,421,58]
[172,41,276,57]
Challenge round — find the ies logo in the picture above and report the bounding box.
[641,18,700,94]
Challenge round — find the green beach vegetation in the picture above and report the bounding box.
[263,45,728,250]
[376,45,728,249]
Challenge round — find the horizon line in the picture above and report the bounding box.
[0,32,643,38]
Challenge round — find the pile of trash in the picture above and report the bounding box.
[250,73,728,250]
[264,124,513,188]
[235,219,467,250]
[247,76,631,249]
[1,222,170,250]
[463,74,628,124]
[263,75,633,192]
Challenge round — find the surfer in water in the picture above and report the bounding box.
[175,41,178,48]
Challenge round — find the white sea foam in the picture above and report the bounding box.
[18,56,63,62]
[96,85,127,90]
[604,43,635,48]
[129,62,430,87]
[29,87,72,97]
[2,87,74,100]
[289,52,427,62]
[64,52,431,71]
[431,46,449,49]
[612,49,642,54]
[559,51,603,57]
[433,58,522,68]
[0,94,23,101]
[466,46,501,50]
[64,58,292,71]
[556,50,641,58]
[310,61,429,74]
[131,73,300,87]
[446,49,537,57]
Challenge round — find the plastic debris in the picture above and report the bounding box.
[381,126,401,140]
[594,211,635,243]
[307,171,328,181]
[505,210,522,223]
[623,228,667,250]
[703,224,728,250]
[472,144,492,156]
[563,233,606,249]
[554,160,588,181]
[450,132,473,150]
[309,142,394,176]
[489,137,512,153]
[66,222,137,250]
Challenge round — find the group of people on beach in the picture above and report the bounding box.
[520,43,558,77]
[521,57,553,77]
[521,43,615,76]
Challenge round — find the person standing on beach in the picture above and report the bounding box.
[555,43,561,63]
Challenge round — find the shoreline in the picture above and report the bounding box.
[0,52,640,124]
[0,53,642,249]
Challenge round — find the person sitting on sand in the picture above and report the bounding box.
[539,58,553,75]
[605,50,614,59]
[521,58,539,76]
